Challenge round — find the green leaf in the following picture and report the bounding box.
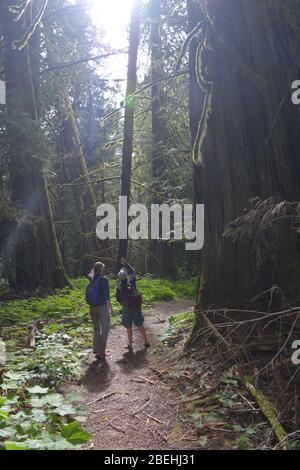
[195,420,204,429]
[45,393,64,407]
[233,424,243,432]
[40,433,75,450]
[27,386,49,395]
[62,421,91,444]
[0,397,6,407]
[31,409,47,423]
[4,371,27,381]
[198,436,208,448]
[4,441,28,450]
[54,404,76,417]
[1,382,20,391]
[0,429,13,439]
[30,397,49,408]
[65,391,83,402]
[20,439,44,450]
[0,410,9,421]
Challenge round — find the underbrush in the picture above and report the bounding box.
[0,276,196,450]
[159,312,274,450]
[0,330,91,450]
[160,311,195,345]
[0,276,196,329]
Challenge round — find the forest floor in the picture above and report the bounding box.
[0,279,278,450]
[69,299,199,450]
[68,299,272,451]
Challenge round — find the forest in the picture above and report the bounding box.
[0,0,300,454]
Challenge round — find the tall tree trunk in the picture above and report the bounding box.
[148,0,175,278]
[1,0,70,292]
[187,0,204,286]
[60,91,111,273]
[189,0,300,318]
[117,0,141,261]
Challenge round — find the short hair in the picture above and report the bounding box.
[93,262,105,276]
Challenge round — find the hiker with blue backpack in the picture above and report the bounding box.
[86,262,113,361]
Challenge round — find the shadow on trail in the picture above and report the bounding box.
[116,349,149,374]
[80,359,114,393]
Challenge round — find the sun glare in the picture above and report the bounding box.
[91,0,133,78]
[91,0,133,48]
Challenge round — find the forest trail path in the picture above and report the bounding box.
[71,299,198,450]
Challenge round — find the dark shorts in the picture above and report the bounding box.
[122,305,144,329]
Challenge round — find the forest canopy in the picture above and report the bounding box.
[1,0,300,453]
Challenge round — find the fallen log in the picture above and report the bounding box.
[244,380,288,449]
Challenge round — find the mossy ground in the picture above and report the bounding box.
[0,277,196,342]
[0,280,196,451]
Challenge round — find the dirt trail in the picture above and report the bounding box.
[72,299,198,450]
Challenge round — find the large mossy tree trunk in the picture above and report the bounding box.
[1,0,70,293]
[189,0,300,317]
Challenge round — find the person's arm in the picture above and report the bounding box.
[99,277,113,314]
[104,278,113,315]
[124,262,136,276]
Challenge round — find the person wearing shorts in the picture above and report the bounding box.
[116,269,150,353]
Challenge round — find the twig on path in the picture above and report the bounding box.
[129,378,147,384]
[181,437,198,443]
[108,422,126,434]
[92,427,103,435]
[137,375,156,385]
[237,391,257,411]
[169,400,181,406]
[150,367,165,378]
[93,408,106,414]
[87,391,116,406]
[179,433,198,442]
[143,412,164,425]
[132,397,152,417]
[130,376,156,385]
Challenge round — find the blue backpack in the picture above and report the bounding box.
[85,276,102,307]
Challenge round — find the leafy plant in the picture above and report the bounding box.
[219,368,238,387]
[235,434,249,450]
[160,311,194,344]
[198,435,208,448]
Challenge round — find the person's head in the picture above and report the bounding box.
[120,257,126,266]
[93,261,105,277]
[117,269,127,283]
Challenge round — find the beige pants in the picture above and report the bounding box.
[90,304,110,355]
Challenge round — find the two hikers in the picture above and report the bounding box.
[116,262,150,353]
[86,259,149,360]
[86,262,113,361]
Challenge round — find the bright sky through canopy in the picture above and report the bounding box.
[91,0,133,79]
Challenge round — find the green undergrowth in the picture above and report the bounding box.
[0,276,196,450]
[160,310,195,345]
[0,276,196,330]
[0,331,91,450]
